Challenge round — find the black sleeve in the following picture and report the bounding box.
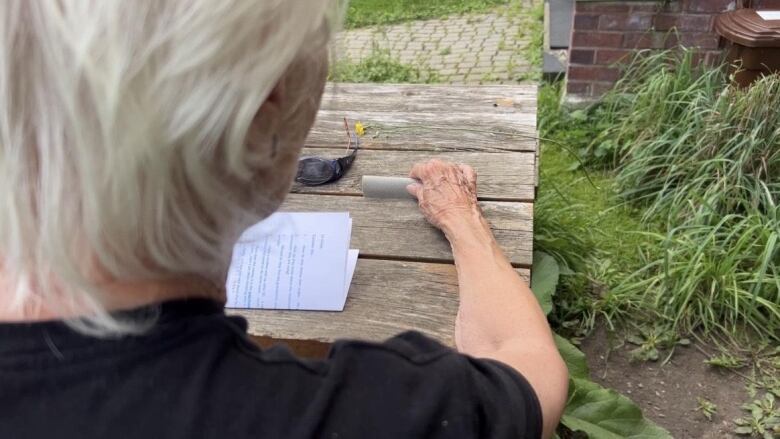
[325,331,543,439]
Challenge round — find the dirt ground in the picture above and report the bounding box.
[579,326,747,439]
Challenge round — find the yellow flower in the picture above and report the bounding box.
[354,121,365,137]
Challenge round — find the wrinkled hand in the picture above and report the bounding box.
[406,160,482,233]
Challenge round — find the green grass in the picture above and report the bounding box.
[536,146,657,332]
[610,206,780,338]
[344,0,510,29]
[329,47,440,83]
[559,49,780,341]
[536,83,657,332]
[513,0,544,80]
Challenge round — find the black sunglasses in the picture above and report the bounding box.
[295,118,359,186]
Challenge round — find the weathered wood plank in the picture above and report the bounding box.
[281,194,533,266]
[230,259,531,346]
[292,148,536,201]
[306,121,537,153]
[320,83,537,114]
[316,110,535,131]
[323,83,537,98]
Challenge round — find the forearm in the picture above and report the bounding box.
[443,211,553,355]
[405,159,567,437]
[443,211,568,438]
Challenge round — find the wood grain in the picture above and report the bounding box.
[292,148,536,201]
[320,83,538,114]
[230,259,531,346]
[308,83,538,153]
[233,84,539,346]
[281,194,533,267]
[306,110,537,153]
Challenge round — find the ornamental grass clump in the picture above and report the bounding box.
[590,49,780,340]
[611,197,780,338]
[615,68,780,223]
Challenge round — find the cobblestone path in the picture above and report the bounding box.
[333,6,538,84]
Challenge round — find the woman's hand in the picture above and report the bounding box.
[405,160,483,235]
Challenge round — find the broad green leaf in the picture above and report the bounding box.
[531,251,559,315]
[562,377,672,439]
[554,333,589,380]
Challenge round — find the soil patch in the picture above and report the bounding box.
[579,326,747,438]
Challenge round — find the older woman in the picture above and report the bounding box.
[0,1,568,438]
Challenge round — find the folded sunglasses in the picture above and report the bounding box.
[295,118,359,186]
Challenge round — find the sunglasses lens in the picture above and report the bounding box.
[296,157,337,185]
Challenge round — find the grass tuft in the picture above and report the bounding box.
[537,83,656,334]
[344,0,510,29]
[329,46,440,83]
[578,49,780,340]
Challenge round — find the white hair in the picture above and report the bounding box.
[0,0,336,334]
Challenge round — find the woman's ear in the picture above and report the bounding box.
[265,76,287,108]
[246,79,286,157]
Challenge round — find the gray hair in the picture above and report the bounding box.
[0,0,335,333]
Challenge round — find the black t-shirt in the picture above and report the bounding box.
[0,299,542,439]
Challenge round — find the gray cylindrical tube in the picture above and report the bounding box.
[361,176,417,200]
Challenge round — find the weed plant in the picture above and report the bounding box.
[612,200,780,338]
[587,49,780,340]
[537,84,657,334]
[329,47,440,83]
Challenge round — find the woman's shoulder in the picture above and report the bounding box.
[224,327,541,438]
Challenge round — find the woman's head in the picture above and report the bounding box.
[0,1,335,331]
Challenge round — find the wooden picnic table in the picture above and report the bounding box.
[231,83,537,351]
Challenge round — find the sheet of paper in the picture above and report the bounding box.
[758,10,780,20]
[226,212,357,311]
[342,249,359,305]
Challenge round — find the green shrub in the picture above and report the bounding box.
[537,84,661,334]
[604,52,780,222]
[538,82,610,154]
[329,47,440,83]
[587,50,727,170]
[587,49,780,340]
[612,202,780,338]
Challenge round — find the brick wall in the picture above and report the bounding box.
[565,0,780,97]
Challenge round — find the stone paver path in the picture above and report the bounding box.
[333,10,536,84]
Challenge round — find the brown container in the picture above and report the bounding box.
[715,9,780,86]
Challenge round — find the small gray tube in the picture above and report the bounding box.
[361,176,417,200]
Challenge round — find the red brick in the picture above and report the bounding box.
[624,32,677,49]
[596,48,635,64]
[691,50,707,65]
[683,0,734,13]
[569,65,621,82]
[653,14,677,31]
[680,32,721,49]
[591,82,617,96]
[630,4,660,12]
[690,49,725,66]
[630,2,671,12]
[574,14,599,30]
[570,49,595,64]
[654,14,713,32]
[576,3,630,13]
[599,13,654,31]
[572,31,624,48]
[566,81,591,95]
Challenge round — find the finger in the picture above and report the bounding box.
[409,161,435,180]
[406,183,422,199]
[458,164,477,184]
